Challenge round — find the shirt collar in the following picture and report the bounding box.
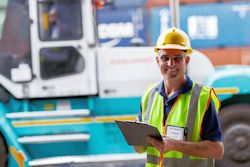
[155,76,193,99]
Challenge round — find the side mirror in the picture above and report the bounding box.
[10,63,32,83]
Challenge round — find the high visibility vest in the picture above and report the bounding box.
[141,83,220,167]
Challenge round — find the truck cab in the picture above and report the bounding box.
[0,0,98,98]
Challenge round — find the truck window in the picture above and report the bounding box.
[37,0,82,41]
[0,0,31,80]
[40,47,84,79]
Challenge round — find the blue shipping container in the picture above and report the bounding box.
[96,8,149,47]
[150,7,171,45]
[108,0,146,8]
[150,2,250,48]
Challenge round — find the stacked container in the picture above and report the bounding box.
[200,47,250,65]
[146,0,244,7]
[148,0,250,65]
[96,0,149,47]
[184,1,250,65]
[96,0,250,65]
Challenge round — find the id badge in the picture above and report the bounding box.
[166,125,187,140]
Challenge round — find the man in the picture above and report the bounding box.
[47,5,76,40]
[134,27,224,167]
[48,7,60,39]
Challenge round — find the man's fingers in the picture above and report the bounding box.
[146,136,157,144]
[146,136,163,149]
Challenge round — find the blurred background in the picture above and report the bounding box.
[0,0,249,167]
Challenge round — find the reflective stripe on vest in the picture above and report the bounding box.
[144,86,158,123]
[141,83,220,167]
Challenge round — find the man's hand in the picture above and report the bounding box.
[133,146,146,153]
[146,136,175,153]
[146,136,224,159]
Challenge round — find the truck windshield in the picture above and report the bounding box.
[37,0,82,41]
[0,0,31,80]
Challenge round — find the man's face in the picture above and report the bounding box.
[156,49,190,81]
[48,11,58,24]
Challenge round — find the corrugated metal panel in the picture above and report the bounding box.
[150,2,250,48]
[199,47,250,65]
[96,8,149,47]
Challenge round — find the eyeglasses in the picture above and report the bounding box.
[159,55,186,64]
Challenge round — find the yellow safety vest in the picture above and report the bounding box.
[141,83,220,167]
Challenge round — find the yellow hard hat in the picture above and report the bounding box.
[154,27,192,54]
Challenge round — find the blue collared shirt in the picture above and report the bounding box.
[139,76,223,142]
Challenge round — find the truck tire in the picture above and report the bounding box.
[0,135,8,167]
[216,104,250,167]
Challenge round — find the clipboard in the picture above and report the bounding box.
[115,120,163,146]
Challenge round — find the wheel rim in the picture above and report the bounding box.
[224,124,250,162]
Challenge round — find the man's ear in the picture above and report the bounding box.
[156,56,160,66]
[185,55,190,64]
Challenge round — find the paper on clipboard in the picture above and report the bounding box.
[115,120,163,146]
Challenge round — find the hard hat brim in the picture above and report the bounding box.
[154,44,192,54]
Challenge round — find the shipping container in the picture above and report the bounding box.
[180,0,218,4]
[96,7,149,47]
[146,0,168,8]
[149,7,171,45]
[146,0,246,8]
[105,0,147,8]
[182,2,250,48]
[150,2,250,48]
[180,0,238,4]
[199,47,250,65]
